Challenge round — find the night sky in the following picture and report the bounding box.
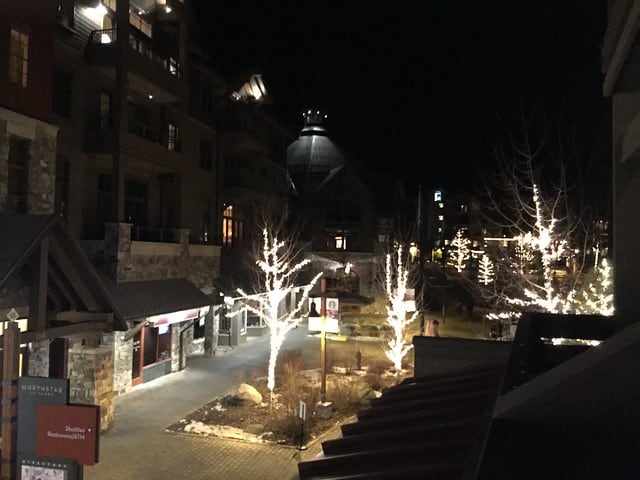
[192,1,609,192]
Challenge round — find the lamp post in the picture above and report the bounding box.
[319,278,327,402]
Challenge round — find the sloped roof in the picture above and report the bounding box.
[297,366,504,479]
[0,214,52,286]
[0,214,125,331]
[102,277,212,321]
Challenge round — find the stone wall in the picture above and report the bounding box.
[0,108,57,214]
[101,331,133,395]
[100,223,220,291]
[68,346,115,432]
[27,340,49,377]
[171,324,181,372]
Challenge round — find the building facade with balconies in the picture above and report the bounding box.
[1,0,293,401]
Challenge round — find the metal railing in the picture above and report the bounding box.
[130,226,180,243]
[88,28,181,77]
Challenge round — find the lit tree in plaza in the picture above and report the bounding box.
[237,228,322,402]
[576,257,614,316]
[478,254,494,285]
[383,245,418,373]
[447,229,471,272]
[479,113,591,314]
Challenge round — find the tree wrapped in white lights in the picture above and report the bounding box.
[576,258,614,316]
[237,228,322,400]
[383,245,418,373]
[478,254,494,285]
[479,114,591,314]
[447,229,471,272]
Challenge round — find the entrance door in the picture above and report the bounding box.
[49,337,68,378]
[132,330,142,386]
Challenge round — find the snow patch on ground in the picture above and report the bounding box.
[180,420,274,444]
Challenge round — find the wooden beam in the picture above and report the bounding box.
[48,262,78,311]
[1,322,20,479]
[27,236,49,332]
[52,311,114,323]
[49,237,102,311]
[0,322,107,348]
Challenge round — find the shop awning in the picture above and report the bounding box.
[103,278,212,321]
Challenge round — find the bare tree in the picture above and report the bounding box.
[237,210,322,403]
[382,244,418,373]
[478,112,592,313]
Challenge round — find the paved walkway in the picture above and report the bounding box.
[83,317,480,479]
[84,327,333,480]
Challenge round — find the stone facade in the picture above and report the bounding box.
[27,340,49,377]
[101,331,133,396]
[68,346,115,432]
[101,223,220,291]
[0,108,57,214]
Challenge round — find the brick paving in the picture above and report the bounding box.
[83,327,327,480]
[83,317,478,479]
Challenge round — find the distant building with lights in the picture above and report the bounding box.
[287,109,400,307]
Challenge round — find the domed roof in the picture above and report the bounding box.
[287,109,348,172]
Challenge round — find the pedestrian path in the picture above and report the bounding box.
[84,329,312,480]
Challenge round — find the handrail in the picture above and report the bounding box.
[88,29,181,77]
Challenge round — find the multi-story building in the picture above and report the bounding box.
[0,0,293,423]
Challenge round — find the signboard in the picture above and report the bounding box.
[36,404,100,466]
[18,455,81,480]
[17,377,69,456]
[308,298,340,334]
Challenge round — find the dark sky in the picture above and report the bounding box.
[192,1,609,191]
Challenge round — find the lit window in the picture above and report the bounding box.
[335,236,347,250]
[438,214,444,221]
[438,202,444,209]
[222,205,244,247]
[437,227,442,233]
[9,28,29,87]
[167,123,179,151]
[434,190,442,202]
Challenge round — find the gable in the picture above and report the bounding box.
[0,214,125,340]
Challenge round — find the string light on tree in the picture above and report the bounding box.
[237,228,322,403]
[383,245,418,373]
[448,229,470,273]
[478,254,494,285]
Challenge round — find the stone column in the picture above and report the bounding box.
[101,331,132,395]
[68,346,115,432]
[104,222,132,281]
[204,306,218,356]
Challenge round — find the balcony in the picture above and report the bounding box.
[86,29,182,103]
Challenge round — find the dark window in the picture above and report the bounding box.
[7,137,29,213]
[55,155,70,219]
[57,0,75,28]
[9,28,29,87]
[53,69,73,117]
[201,211,211,243]
[142,324,171,365]
[193,316,205,339]
[199,139,212,170]
[97,174,111,227]
[201,80,213,112]
[125,180,148,225]
[99,91,112,128]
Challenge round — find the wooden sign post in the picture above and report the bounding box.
[1,321,20,479]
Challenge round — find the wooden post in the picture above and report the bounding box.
[320,278,327,402]
[1,321,20,479]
